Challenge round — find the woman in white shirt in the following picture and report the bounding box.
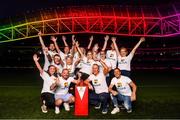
[33,54,57,113]
[112,37,145,77]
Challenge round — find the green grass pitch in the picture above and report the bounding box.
[0,69,180,119]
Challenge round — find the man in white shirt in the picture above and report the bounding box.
[85,60,110,114]
[108,68,137,114]
[50,69,79,114]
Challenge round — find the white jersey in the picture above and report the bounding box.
[80,57,95,75]
[117,53,133,71]
[88,72,109,94]
[106,50,117,69]
[40,71,57,94]
[55,76,74,95]
[111,76,132,96]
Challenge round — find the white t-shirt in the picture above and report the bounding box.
[88,72,109,94]
[40,71,57,94]
[117,53,133,71]
[55,76,74,95]
[76,59,84,69]
[111,76,132,96]
[80,57,95,75]
[106,50,117,69]
[51,62,63,73]
[48,50,57,58]
[63,62,76,76]
[59,51,68,62]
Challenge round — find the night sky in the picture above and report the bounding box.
[0,0,177,19]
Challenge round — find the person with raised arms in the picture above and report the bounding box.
[33,54,57,113]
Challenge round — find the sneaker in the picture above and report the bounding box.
[102,108,108,114]
[55,106,60,114]
[63,102,70,111]
[127,109,132,113]
[41,100,48,113]
[94,103,101,109]
[111,107,120,114]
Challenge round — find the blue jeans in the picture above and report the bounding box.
[89,91,110,110]
[112,93,132,110]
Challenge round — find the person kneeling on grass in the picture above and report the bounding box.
[33,54,57,113]
[85,60,110,114]
[108,68,137,114]
[50,68,80,114]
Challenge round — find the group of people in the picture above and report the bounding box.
[33,31,145,115]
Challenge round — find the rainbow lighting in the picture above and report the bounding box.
[0,5,180,43]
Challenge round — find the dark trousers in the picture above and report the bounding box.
[89,91,110,110]
[121,70,131,78]
[41,92,55,108]
[109,69,115,81]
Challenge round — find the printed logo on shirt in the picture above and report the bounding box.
[93,79,100,86]
[64,82,68,87]
[117,82,122,87]
[118,59,127,64]
[84,62,91,66]
[110,54,114,57]
[94,79,98,84]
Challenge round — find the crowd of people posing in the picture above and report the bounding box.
[33,31,145,115]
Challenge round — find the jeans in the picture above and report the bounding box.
[112,93,132,110]
[121,70,131,78]
[89,91,110,110]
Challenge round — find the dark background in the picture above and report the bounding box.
[0,0,178,19]
[0,0,180,119]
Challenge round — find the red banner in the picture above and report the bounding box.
[74,85,88,116]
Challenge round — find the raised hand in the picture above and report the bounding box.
[33,54,39,61]
[62,35,66,41]
[104,35,109,41]
[111,37,116,42]
[72,35,76,44]
[89,35,93,41]
[140,37,145,42]
[51,36,57,42]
